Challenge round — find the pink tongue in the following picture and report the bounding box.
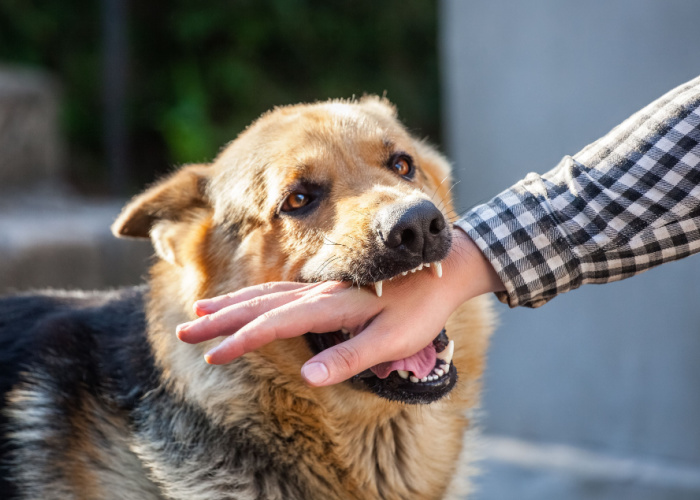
[369,343,437,379]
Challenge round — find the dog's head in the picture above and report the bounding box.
[113,97,465,405]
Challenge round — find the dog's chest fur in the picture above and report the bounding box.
[0,288,468,500]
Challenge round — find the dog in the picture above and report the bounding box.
[0,97,494,499]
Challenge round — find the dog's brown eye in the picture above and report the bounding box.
[390,155,414,178]
[281,192,310,212]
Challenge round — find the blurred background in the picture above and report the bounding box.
[1,1,700,498]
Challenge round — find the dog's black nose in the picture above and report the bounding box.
[375,200,449,261]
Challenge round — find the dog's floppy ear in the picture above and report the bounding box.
[112,164,211,263]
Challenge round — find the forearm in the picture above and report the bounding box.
[457,75,700,308]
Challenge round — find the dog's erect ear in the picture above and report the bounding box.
[112,163,211,238]
[358,95,397,118]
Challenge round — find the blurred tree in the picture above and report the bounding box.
[0,0,440,193]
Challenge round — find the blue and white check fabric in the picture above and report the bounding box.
[457,75,700,308]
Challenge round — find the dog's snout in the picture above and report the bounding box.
[376,200,449,261]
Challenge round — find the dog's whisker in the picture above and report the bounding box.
[314,256,342,278]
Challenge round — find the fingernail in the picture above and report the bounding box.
[194,299,210,309]
[193,301,211,316]
[176,321,192,338]
[204,351,216,364]
[301,362,329,385]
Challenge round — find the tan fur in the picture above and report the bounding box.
[111,96,495,499]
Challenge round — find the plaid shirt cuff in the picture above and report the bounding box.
[457,75,700,308]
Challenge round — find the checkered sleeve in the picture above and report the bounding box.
[456,75,700,308]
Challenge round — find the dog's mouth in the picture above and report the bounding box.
[304,327,456,405]
[302,249,455,404]
[369,261,442,298]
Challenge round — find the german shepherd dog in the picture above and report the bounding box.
[0,98,494,499]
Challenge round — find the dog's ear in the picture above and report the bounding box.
[358,95,397,118]
[112,164,211,263]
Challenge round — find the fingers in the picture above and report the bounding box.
[300,318,408,386]
[203,283,373,365]
[193,282,313,316]
[176,283,312,344]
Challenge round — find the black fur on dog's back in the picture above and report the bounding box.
[0,289,336,499]
[0,287,156,499]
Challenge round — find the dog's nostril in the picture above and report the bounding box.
[429,216,445,235]
[400,228,416,247]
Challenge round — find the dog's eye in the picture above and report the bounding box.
[389,154,414,179]
[281,192,311,212]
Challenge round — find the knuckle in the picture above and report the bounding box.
[237,331,255,354]
[330,344,361,374]
[245,296,266,312]
[317,281,348,296]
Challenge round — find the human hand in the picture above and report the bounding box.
[176,228,504,386]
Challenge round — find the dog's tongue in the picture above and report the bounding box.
[370,343,436,379]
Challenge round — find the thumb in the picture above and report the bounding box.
[301,325,404,386]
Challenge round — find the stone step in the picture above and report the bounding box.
[0,192,152,293]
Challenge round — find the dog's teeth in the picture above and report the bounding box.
[424,263,430,267]
[411,268,417,273]
[375,281,383,297]
[410,375,419,383]
[402,271,408,276]
[435,368,444,377]
[435,339,454,365]
[341,328,349,334]
[420,376,428,383]
[397,370,409,379]
[434,261,443,278]
[417,263,423,271]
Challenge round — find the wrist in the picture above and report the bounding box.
[442,226,505,306]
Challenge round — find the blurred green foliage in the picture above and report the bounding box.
[0,0,440,192]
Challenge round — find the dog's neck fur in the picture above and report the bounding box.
[144,260,473,499]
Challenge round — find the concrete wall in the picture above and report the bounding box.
[440,1,700,498]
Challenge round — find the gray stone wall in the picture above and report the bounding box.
[0,66,63,191]
[0,66,151,294]
[440,1,700,498]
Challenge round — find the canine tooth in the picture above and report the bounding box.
[434,261,443,278]
[397,370,409,379]
[410,375,419,383]
[375,281,383,297]
[435,368,444,377]
[435,339,454,365]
